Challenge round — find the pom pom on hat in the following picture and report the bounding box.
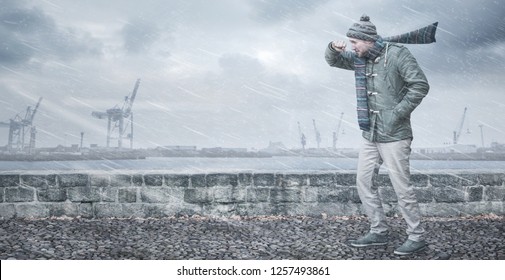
[346,14,379,41]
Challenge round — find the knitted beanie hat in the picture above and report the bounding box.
[346,14,379,41]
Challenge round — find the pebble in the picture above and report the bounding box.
[0,215,504,260]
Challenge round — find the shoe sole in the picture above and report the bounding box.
[393,245,427,255]
[350,241,388,248]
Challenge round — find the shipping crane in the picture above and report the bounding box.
[478,124,485,148]
[312,119,321,149]
[0,97,43,153]
[333,112,344,150]
[92,79,140,149]
[297,121,306,151]
[453,107,468,145]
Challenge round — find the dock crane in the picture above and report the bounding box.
[312,119,321,149]
[453,107,468,145]
[0,97,43,153]
[92,79,140,149]
[297,121,306,151]
[333,112,344,150]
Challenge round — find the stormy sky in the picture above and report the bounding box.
[1,0,504,150]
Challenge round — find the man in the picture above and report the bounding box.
[325,15,435,255]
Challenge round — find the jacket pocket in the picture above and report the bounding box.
[379,109,400,136]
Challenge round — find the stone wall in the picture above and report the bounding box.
[0,172,504,219]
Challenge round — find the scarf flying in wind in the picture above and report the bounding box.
[354,22,438,131]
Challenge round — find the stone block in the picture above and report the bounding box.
[132,175,144,186]
[303,186,318,203]
[271,203,309,216]
[278,174,307,187]
[410,174,429,188]
[285,203,321,216]
[419,203,461,216]
[120,204,147,218]
[97,203,145,218]
[335,173,356,186]
[94,203,122,218]
[317,187,353,203]
[190,174,206,188]
[0,175,19,187]
[15,204,50,218]
[48,203,79,217]
[119,188,137,203]
[308,173,335,186]
[144,174,163,186]
[68,187,101,202]
[433,186,465,203]
[142,204,169,217]
[37,188,67,202]
[246,188,270,203]
[414,187,434,203]
[110,174,132,187]
[0,187,3,202]
[253,173,276,186]
[238,173,253,186]
[458,202,496,216]
[203,204,242,216]
[100,187,117,202]
[164,174,190,188]
[79,203,94,218]
[207,174,238,187]
[5,187,35,202]
[214,187,246,204]
[168,188,185,204]
[21,175,49,188]
[184,188,213,204]
[0,204,16,219]
[140,187,171,203]
[349,187,361,203]
[90,174,110,187]
[143,204,191,217]
[58,174,88,187]
[484,186,505,201]
[162,202,201,216]
[478,173,505,186]
[467,186,483,202]
[270,188,302,203]
[429,174,462,188]
[239,202,274,216]
[459,174,479,186]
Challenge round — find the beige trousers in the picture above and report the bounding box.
[356,138,425,242]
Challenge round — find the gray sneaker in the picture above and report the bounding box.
[350,232,388,247]
[394,239,427,255]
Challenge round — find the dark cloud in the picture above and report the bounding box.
[368,1,505,74]
[0,1,103,66]
[248,0,330,23]
[0,28,34,64]
[398,0,505,49]
[1,0,504,149]
[122,18,162,54]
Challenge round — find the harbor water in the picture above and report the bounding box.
[1,157,505,173]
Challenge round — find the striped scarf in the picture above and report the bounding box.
[353,22,438,131]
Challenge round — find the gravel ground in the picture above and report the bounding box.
[1,214,504,260]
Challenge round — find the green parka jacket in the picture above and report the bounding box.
[325,42,429,142]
